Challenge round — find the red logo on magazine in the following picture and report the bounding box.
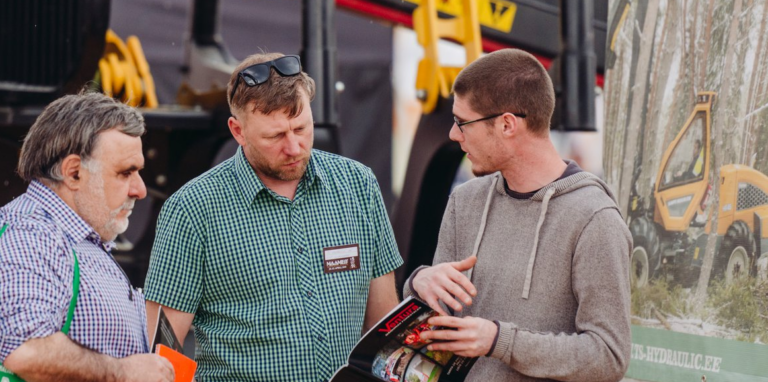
[378,302,420,333]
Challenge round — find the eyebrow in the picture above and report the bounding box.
[122,165,144,172]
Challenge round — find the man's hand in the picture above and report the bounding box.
[419,316,498,358]
[412,256,477,315]
[118,354,175,382]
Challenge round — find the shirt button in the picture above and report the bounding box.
[307,291,313,297]
[298,247,304,254]
[317,335,325,341]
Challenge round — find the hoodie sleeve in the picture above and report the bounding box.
[490,207,632,382]
[403,194,458,298]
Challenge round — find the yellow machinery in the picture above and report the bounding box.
[98,30,158,108]
[413,0,482,114]
[628,92,768,287]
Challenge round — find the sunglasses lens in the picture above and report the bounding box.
[274,56,301,76]
[250,65,272,85]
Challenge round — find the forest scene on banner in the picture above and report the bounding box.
[603,0,768,345]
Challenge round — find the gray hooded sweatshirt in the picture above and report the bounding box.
[404,167,632,382]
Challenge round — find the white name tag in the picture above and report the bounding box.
[323,244,360,273]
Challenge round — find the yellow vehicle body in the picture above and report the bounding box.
[653,91,768,242]
[630,91,768,287]
[714,165,768,238]
[653,92,714,232]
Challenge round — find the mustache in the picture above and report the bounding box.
[111,198,137,218]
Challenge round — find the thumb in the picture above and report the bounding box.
[452,255,477,271]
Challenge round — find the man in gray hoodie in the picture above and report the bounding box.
[403,49,632,382]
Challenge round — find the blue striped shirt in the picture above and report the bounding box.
[0,181,148,363]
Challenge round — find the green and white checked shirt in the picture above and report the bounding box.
[145,147,402,382]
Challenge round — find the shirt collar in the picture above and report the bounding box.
[304,150,328,188]
[233,146,266,203]
[26,180,112,248]
[232,147,328,204]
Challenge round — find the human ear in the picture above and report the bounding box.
[60,154,83,190]
[228,116,247,147]
[500,113,518,137]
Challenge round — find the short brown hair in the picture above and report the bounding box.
[227,52,316,118]
[453,49,555,136]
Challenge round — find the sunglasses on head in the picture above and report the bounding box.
[230,55,302,101]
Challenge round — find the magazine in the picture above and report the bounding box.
[330,297,477,382]
[150,306,197,382]
[151,306,184,353]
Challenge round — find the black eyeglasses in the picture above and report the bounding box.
[453,112,526,133]
[230,55,302,101]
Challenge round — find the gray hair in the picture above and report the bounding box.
[18,92,145,183]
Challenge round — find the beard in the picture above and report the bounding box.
[245,144,311,182]
[104,199,135,238]
[74,167,135,242]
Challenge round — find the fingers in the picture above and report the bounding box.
[427,315,465,328]
[449,257,478,297]
[423,295,449,316]
[426,340,481,357]
[433,286,464,313]
[445,271,476,302]
[159,357,175,381]
[413,260,478,314]
[452,255,477,273]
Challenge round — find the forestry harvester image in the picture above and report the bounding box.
[628,91,768,288]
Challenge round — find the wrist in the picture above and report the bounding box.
[407,266,429,299]
[485,320,501,357]
[109,356,127,382]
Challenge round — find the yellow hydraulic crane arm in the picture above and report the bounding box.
[414,0,483,113]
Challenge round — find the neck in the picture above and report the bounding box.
[45,180,79,215]
[45,180,109,241]
[500,136,567,193]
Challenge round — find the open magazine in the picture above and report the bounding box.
[151,306,197,382]
[330,297,477,382]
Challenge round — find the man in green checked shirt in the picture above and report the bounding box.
[143,52,403,382]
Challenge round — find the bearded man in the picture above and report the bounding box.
[144,53,403,382]
[0,92,174,382]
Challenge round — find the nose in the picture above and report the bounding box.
[130,172,148,200]
[283,132,302,157]
[449,122,463,142]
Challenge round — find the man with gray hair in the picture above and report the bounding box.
[0,92,174,382]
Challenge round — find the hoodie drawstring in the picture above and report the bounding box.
[466,174,499,282]
[522,187,555,299]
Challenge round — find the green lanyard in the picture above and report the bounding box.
[0,224,80,381]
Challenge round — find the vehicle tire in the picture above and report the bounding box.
[716,221,756,284]
[628,217,660,288]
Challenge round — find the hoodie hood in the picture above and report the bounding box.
[470,164,620,299]
[496,160,619,204]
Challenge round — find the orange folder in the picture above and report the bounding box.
[156,344,197,382]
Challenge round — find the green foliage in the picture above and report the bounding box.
[707,278,768,343]
[632,277,768,343]
[631,279,695,319]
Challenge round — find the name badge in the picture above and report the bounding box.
[323,244,360,274]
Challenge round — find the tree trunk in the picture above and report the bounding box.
[694,0,744,305]
[617,0,661,217]
[743,1,768,162]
